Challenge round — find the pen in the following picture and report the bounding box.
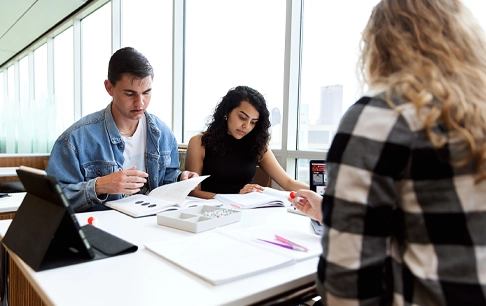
[257,238,307,252]
[275,235,309,252]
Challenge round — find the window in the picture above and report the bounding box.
[463,0,486,30]
[81,3,111,117]
[54,27,75,132]
[18,56,31,152]
[0,72,5,152]
[5,65,16,153]
[184,0,286,146]
[33,44,49,153]
[122,0,173,127]
[298,0,380,151]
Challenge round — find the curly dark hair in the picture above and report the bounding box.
[201,86,271,160]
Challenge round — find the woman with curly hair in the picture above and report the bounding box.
[289,0,486,305]
[186,86,308,199]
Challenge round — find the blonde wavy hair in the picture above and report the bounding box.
[359,0,486,181]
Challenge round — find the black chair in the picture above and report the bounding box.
[0,181,25,193]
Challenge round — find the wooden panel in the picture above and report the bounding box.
[0,155,49,168]
[0,155,50,183]
[0,213,15,220]
[8,257,45,306]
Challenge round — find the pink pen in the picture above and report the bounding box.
[275,235,309,252]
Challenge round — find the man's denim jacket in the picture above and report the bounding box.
[46,103,181,212]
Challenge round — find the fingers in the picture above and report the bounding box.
[179,171,199,181]
[186,171,199,179]
[124,168,149,178]
[239,184,264,194]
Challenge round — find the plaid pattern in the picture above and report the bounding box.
[317,93,486,305]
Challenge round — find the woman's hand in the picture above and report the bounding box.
[288,189,323,221]
[239,184,264,194]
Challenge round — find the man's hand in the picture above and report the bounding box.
[95,166,148,195]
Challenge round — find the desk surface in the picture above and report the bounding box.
[0,205,320,306]
[0,167,18,177]
[0,192,24,213]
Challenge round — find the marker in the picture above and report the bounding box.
[275,235,308,252]
[257,238,307,252]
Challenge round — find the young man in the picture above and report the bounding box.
[46,47,197,212]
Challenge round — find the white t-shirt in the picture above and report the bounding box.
[121,115,147,172]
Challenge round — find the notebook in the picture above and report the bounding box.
[214,188,291,209]
[2,166,138,271]
[144,225,322,285]
[105,175,209,217]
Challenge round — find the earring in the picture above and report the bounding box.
[224,115,227,120]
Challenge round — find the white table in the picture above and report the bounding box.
[0,192,24,213]
[0,167,18,177]
[0,206,320,306]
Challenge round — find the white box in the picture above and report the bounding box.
[156,205,241,233]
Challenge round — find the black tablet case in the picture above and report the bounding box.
[2,168,138,272]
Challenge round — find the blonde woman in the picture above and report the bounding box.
[289,0,486,304]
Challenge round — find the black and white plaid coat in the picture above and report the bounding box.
[318,91,486,305]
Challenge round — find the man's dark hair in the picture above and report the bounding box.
[107,47,154,85]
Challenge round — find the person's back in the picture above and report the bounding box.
[313,0,486,305]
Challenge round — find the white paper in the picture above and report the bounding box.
[145,232,293,285]
[147,175,209,205]
[214,192,284,209]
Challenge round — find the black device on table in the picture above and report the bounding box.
[310,219,323,235]
[309,160,326,196]
[2,166,138,272]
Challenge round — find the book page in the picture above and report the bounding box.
[144,232,293,285]
[214,192,284,209]
[182,197,223,208]
[105,194,179,217]
[262,188,292,206]
[148,175,209,205]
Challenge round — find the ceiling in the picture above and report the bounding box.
[0,0,90,68]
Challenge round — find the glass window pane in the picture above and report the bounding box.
[54,27,75,132]
[81,3,111,116]
[463,1,486,30]
[6,65,16,153]
[34,45,47,103]
[34,44,49,152]
[0,71,5,152]
[18,56,31,152]
[296,158,311,186]
[122,0,173,128]
[184,0,286,146]
[298,1,379,151]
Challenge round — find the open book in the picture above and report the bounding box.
[144,225,322,285]
[105,175,209,218]
[214,187,292,209]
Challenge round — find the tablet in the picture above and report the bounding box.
[309,160,326,196]
[2,166,138,272]
[2,166,95,271]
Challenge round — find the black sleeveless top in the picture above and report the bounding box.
[201,134,257,194]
